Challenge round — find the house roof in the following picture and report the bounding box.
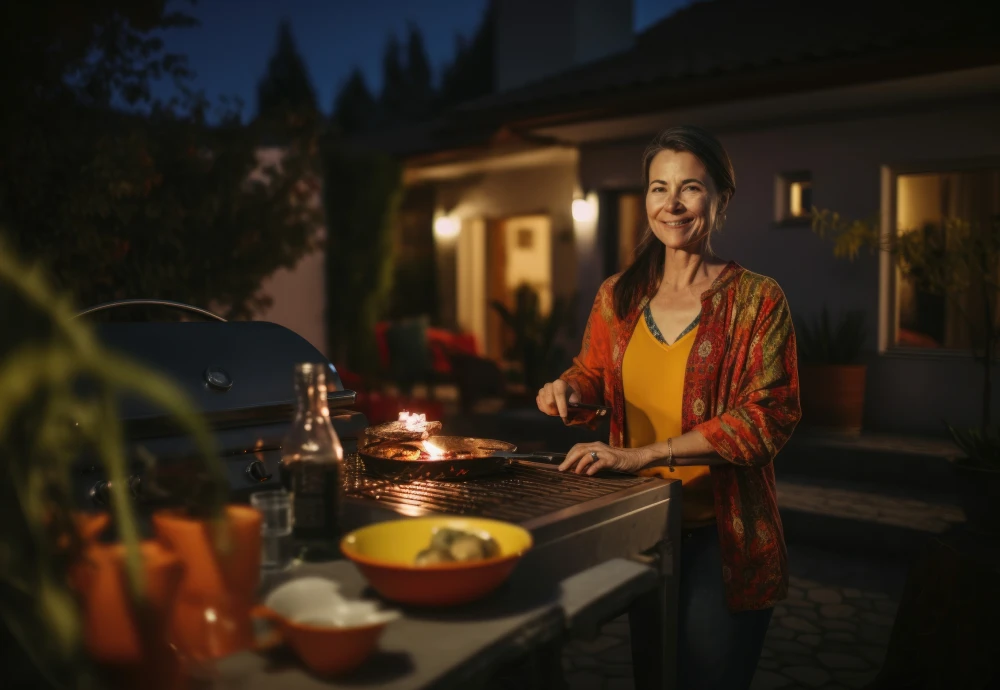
[393,0,1000,165]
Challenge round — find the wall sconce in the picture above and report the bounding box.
[433,214,460,240]
[572,193,599,243]
[572,196,597,223]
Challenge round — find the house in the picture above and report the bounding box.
[383,0,1000,434]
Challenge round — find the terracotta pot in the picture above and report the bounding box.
[152,505,262,663]
[799,364,867,435]
[77,540,185,690]
[953,463,1000,535]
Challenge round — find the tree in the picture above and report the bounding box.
[812,209,1000,433]
[332,68,377,135]
[438,2,495,109]
[323,142,403,375]
[378,33,408,126]
[256,19,319,123]
[403,23,434,122]
[0,2,322,320]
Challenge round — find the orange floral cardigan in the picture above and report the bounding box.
[560,261,801,612]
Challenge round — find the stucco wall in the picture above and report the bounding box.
[434,162,579,303]
[577,101,1000,433]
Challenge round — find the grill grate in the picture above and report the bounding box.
[343,453,654,522]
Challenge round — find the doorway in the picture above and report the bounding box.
[486,214,553,360]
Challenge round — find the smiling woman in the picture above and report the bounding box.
[536,126,800,690]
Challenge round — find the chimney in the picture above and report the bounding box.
[494,0,634,93]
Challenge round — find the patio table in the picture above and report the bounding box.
[217,556,660,690]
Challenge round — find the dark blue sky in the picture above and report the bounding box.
[156,0,695,118]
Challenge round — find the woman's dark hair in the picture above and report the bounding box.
[612,125,736,320]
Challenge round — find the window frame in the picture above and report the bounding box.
[878,157,1000,358]
[774,170,813,226]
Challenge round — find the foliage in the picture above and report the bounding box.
[332,69,378,135]
[948,425,1000,470]
[323,142,403,376]
[795,307,867,365]
[256,19,319,125]
[812,208,1000,432]
[0,1,322,320]
[437,2,496,110]
[0,240,228,687]
[491,284,575,391]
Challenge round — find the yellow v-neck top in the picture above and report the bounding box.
[623,317,716,526]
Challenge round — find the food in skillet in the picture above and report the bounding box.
[361,411,443,449]
[414,527,501,565]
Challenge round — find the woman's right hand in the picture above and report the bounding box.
[536,379,581,420]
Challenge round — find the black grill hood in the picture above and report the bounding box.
[95,321,357,438]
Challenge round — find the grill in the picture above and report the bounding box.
[79,308,679,586]
[345,454,654,521]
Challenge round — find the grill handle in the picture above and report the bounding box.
[75,299,227,322]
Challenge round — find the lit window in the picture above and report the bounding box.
[776,171,813,223]
[888,166,1000,351]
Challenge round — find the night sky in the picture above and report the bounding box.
[154,0,697,118]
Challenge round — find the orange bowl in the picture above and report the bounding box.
[340,517,533,607]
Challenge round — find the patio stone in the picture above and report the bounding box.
[820,619,857,632]
[807,588,843,605]
[875,599,898,615]
[825,631,857,643]
[768,640,812,655]
[563,671,603,690]
[798,634,822,646]
[749,669,792,689]
[765,626,796,640]
[818,652,869,670]
[834,670,879,688]
[783,665,831,687]
[820,604,857,619]
[781,616,821,633]
[606,678,636,690]
[570,635,619,655]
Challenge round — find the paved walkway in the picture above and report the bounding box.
[557,477,961,689]
[560,552,907,690]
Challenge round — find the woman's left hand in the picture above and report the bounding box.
[558,442,648,475]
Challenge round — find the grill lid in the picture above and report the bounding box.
[95,321,355,437]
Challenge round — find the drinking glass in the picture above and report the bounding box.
[250,490,294,575]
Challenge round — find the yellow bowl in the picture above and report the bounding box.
[340,517,533,607]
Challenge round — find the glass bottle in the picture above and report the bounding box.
[280,363,344,560]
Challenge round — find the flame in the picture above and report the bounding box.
[421,440,446,459]
[398,411,427,432]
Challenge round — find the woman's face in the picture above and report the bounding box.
[645,149,724,252]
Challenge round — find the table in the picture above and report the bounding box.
[218,557,659,690]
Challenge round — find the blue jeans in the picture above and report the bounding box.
[678,525,774,690]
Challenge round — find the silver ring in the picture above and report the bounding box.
[589,451,599,462]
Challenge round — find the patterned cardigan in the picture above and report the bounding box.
[560,261,801,612]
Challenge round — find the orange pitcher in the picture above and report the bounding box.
[78,540,185,690]
[152,505,262,664]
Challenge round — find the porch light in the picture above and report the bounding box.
[572,196,597,223]
[433,215,460,239]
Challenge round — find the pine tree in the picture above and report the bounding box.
[438,2,495,109]
[332,68,377,135]
[256,19,318,123]
[404,23,433,122]
[378,33,408,126]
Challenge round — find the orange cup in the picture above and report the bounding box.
[152,505,262,661]
[78,540,185,690]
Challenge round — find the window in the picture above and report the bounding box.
[775,171,813,224]
[887,165,1000,351]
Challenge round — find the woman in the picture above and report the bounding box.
[537,125,800,690]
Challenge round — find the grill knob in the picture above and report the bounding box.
[89,480,110,506]
[245,460,272,483]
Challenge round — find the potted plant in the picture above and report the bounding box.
[491,284,575,396]
[795,307,868,434]
[812,209,1000,532]
[0,240,231,688]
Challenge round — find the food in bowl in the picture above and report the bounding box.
[414,527,501,565]
[340,517,533,606]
